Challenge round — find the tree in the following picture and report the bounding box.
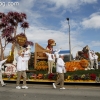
[95,52,100,62]
[0,11,33,61]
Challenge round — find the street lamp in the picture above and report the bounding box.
[66,18,71,61]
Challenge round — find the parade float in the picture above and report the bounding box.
[0,12,100,83]
[2,41,100,83]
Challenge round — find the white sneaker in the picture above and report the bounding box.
[16,86,21,89]
[53,83,56,89]
[2,84,6,87]
[22,86,28,89]
[60,87,65,89]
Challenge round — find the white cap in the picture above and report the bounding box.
[26,45,31,49]
[59,54,64,56]
[21,52,24,54]
[55,49,57,52]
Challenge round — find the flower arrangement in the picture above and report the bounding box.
[65,61,85,71]
[13,74,17,79]
[37,74,43,79]
[66,73,96,80]
[90,73,96,80]
[35,61,48,70]
[48,73,56,80]
[81,74,90,80]
[29,74,37,79]
[65,59,89,71]
[2,73,17,79]
[80,59,89,68]
[2,69,100,82]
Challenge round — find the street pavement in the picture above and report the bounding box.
[0,83,100,100]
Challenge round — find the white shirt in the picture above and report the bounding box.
[16,56,28,71]
[0,59,7,70]
[54,49,61,58]
[94,54,98,60]
[24,50,30,60]
[56,58,66,73]
[45,52,55,61]
[89,50,94,60]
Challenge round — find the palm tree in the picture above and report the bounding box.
[0,11,33,61]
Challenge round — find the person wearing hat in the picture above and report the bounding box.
[53,54,66,89]
[15,51,29,89]
[0,59,7,87]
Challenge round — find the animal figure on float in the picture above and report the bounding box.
[76,45,90,60]
[46,39,56,52]
[75,45,99,70]
[46,39,56,73]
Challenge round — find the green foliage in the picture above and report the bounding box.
[26,66,100,80]
[28,52,34,70]
[66,69,100,76]
[95,52,100,61]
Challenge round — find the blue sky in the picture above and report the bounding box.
[0,0,100,57]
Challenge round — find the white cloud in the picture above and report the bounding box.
[23,23,86,58]
[0,0,40,18]
[60,19,80,31]
[81,12,100,29]
[0,0,99,58]
[91,41,100,47]
[25,25,69,45]
[81,0,97,3]
[44,0,97,11]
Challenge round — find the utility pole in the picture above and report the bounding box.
[66,18,71,61]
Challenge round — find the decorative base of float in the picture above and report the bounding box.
[3,78,98,83]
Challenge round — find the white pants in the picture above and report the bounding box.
[26,61,28,70]
[0,71,5,85]
[94,59,98,69]
[90,60,94,69]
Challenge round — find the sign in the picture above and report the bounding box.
[3,63,16,74]
[15,34,27,46]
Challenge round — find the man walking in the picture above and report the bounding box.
[15,51,29,89]
[53,54,66,89]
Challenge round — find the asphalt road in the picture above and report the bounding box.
[0,83,100,100]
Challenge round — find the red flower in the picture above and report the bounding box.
[48,73,54,80]
[90,73,96,80]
